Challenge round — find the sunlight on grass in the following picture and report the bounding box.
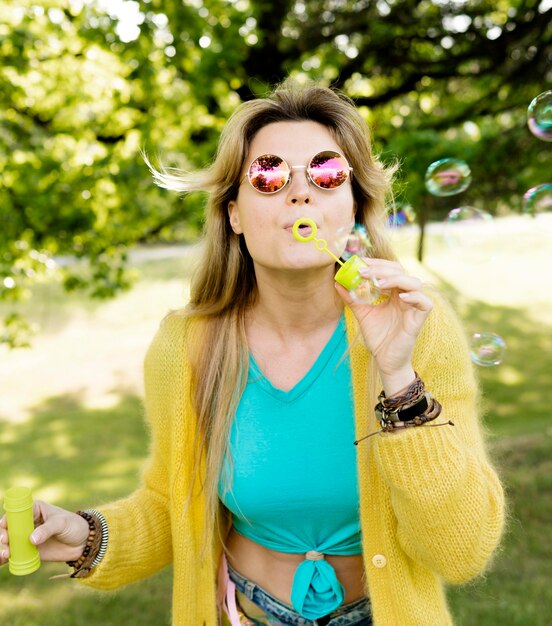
[421,215,552,324]
[35,484,69,505]
[494,365,524,386]
[0,563,173,626]
[82,391,127,411]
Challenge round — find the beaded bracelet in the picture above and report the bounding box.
[65,510,109,579]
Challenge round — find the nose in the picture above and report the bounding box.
[286,167,311,205]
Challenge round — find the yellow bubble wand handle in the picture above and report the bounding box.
[292,218,389,305]
[3,487,41,576]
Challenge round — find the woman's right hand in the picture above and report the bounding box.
[0,500,90,565]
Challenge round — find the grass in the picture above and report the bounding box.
[1,217,551,625]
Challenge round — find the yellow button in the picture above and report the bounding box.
[372,554,387,568]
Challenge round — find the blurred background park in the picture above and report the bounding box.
[0,0,551,624]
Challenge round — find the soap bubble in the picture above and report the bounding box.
[443,206,496,264]
[350,278,388,306]
[386,205,418,248]
[387,205,416,228]
[470,333,506,367]
[522,183,552,216]
[335,224,372,260]
[527,91,552,141]
[425,158,472,196]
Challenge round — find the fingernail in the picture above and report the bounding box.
[30,531,41,545]
[1,549,7,561]
[399,292,412,300]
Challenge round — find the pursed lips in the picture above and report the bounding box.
[284,219,319,235]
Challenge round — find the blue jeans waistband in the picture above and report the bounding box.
[227,562,372,626]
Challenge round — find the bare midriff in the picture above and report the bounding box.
[225,527,367,607]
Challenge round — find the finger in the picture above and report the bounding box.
[360,258,403,271]
[358,265,409,282]
[0,515,6,529]
[376,275,423,293]
[0,545,9,564]
[0,529,9,564]
[359,268,423,293]
[398,291,433,312]
[334,281,354,305]
[30,512,67,546]
[33,500,48,524]
[335,280,384,308]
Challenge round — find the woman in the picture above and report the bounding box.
[0,80,505,626]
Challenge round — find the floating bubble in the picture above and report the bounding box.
[387,205,416,228]
[425,158,472,196]
[527,91,552,141]
[350,278,388,306]
[334,224,372,260]
[470,333,506,367]
[443,206,496,264]
[331,234,390,305]
[522,183,552,216]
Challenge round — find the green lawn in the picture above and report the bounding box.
[1,217,551,625]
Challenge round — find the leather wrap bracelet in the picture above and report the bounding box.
[375,392,429,423]
[377,393,443,431]
[354,374,453,444]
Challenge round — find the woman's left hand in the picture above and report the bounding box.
[335,258,433,378]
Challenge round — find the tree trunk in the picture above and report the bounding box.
[417,198,430,263]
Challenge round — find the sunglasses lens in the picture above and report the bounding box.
[248,155,289,193]
[308,151,350,189]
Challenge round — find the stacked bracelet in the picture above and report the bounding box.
[354,374,452,444]
[378,373,425,411]
[376,392,443,431]
[66,510,109,579]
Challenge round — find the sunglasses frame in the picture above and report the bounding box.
[243,150,353,195]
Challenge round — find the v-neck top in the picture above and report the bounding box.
[218,314,362,620]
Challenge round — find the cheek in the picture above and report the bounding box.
[333,188,355,221]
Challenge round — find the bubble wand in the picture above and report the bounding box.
[3,486,41,576]
[292,218,389,305]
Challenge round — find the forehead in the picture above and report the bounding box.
[247,120,342,162]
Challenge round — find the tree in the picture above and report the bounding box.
[1,0,550,345]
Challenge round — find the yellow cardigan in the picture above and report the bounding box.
[81,293,505,625]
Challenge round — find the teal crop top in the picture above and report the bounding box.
[218,314,362,620]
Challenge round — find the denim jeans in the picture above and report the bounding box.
[227,562,373,626]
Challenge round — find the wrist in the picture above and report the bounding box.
[379,366,416,398]
[70,513,91,561]
[63,513,90,561]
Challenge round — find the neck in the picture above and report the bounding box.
[248,267,343,336]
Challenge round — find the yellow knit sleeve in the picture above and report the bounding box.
[372,289,506,584]
[79,313,190,590]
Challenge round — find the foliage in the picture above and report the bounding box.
[1,0,551,344]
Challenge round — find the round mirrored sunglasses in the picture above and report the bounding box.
[244,150,352,194]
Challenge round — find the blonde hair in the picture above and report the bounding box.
[147,78,397,547]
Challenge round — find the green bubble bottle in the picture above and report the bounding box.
[3,486,41,576]
[292,218,390,305]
